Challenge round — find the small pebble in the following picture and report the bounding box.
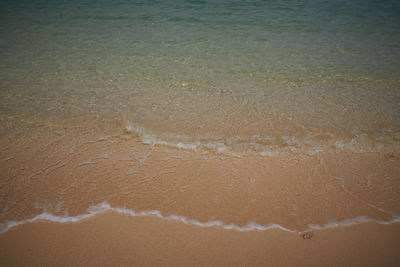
[302,232,313,240]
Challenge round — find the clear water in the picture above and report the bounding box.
[1,0,400,151]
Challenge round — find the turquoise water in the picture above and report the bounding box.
[1,0,400,152]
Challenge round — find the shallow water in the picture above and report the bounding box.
[1,0,400,146]
[1,0,400,232]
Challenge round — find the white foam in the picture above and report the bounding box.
[96,152,113,159]
[308,216,400,230]
[125,122,399,156]
[1,202,399,235]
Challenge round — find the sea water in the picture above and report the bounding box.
[0,0,400,232]
[1,0,400,147]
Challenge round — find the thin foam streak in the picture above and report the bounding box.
[1,202,399,234]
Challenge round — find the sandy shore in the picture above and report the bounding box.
[0,211,399,266]
[1,122,399,231]
[1,120,399,266]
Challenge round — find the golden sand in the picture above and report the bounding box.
[1,118,400,266]
[1,212,399,266]
[1,121,399,231]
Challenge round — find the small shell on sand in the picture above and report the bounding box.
[302,232,313,240]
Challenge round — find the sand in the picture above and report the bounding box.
[1,120,400,266]
[1,122,400,231]
[0,212,399,266]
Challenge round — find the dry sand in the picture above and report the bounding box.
[0,212,399,266]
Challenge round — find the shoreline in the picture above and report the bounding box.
[1,118,399,266]
[1,122,399,232]
[2,201,400,235]
[1,211,400,266]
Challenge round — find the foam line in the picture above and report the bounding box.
[125,122,399,156]
[1,202,400,235]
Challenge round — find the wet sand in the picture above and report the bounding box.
[1,120,400,231]
[0,211,399,266]
[1,119,400,266]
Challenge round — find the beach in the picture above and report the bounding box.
[1,0,400,265]
[1,212,400,266]
[0,120,399,266]
[1,120,399,232]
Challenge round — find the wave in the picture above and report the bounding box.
[1,202,399,234]
[126,122,399,156]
